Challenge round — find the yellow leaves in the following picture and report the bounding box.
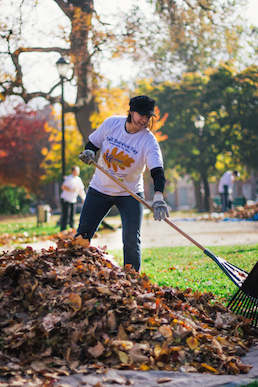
[154,344,162,357]
[90,88,129,129]
[139,363,151,370]
[68,293,82,312]
[41,147,48,156]
[228,361,241,374]
[117,350,131,364]
[186,336,200,350]
[40,109,84,183]
[200,363,219,373]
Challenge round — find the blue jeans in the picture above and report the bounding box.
[77,187,144,271]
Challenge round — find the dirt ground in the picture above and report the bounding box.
[1,216,258,254]
[90,216,258,251]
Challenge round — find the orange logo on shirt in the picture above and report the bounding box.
[104,147,135,172]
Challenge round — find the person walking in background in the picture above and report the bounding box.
[76,95,169,272]
[60,166,86,231]
[218,170,239,212]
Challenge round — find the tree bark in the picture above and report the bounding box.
[202,173,210,212]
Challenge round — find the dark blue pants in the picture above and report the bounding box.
[61,199,75,231]
[77,187,144,271]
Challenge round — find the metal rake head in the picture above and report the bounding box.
[228,288,258,329]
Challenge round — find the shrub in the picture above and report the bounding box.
[0,185,34,215]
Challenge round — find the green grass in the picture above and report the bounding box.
[0,214,61,238]
[242,382,258,387]
[0,213,121,244]
[109,243,258,303]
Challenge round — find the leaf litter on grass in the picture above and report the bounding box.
[0,238,257,384]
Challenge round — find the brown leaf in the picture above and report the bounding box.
[158,325,172,339]
[42,314,61,332]
[68,293,82,311]
[117,325,128,340]
[88,342,105,358]
[97,286,112,295]
[211,337,223,355]
[128,344,150,364]
[157,377,173,383]
[107,310,117,329]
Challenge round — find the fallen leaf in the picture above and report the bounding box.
[88,342,105,358]
[200,363,219,373]
[158,325,172,339]
[186,336,199,350]
[68,293,82,311]
[117,350,131,364]
[157,377,173,383]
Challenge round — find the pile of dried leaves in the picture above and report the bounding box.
[0,229,77,248]
[228,203,258,220]
[0,241,256,380]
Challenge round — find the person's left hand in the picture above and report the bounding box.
[152,193,170,221]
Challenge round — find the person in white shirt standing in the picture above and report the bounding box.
[218,170,239,212]
[60,166,86,231]
[76,95,169,272]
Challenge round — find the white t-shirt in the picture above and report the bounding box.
[60,174,86,203]
[88,116,164,196]
[218,171,234,194]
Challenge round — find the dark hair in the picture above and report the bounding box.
[233,170,239,177]
[126,111,155,131]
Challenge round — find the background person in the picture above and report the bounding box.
[76,95,169,272]
[218,170,239,212]
[60,166,86,231]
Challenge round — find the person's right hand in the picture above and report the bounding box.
[79,149,95,165]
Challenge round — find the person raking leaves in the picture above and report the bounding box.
[75,95,169,272]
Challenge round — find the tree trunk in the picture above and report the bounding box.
[68,1,96,142]
[194,180,202,212]
[202,173,210,212]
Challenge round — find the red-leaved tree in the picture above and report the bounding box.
[0,104,50,195]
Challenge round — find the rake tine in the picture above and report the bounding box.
[227,261,258,328]
[248,298,257,325]
[242,296,254,319]
[249,297,258,327]
[253,303,258,328]
[233,292,249,316]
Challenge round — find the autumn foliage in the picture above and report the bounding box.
[0,240,255,380]
[0,104,50,194]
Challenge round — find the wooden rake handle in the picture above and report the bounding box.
[91,159,205,252]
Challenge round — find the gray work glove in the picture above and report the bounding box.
[152,193,170,221]
[79,149,95,165]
